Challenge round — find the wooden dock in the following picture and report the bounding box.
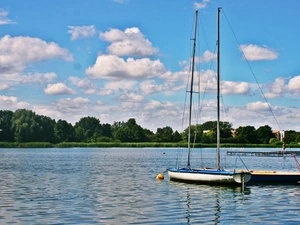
[226,150,300,157]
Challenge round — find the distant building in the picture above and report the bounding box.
[272,130,285,142]
[231,129,236,137]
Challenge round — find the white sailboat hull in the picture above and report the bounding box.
[168,168,251,184]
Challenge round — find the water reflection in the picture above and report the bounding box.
[213,191,220,225]
[169,181,251,224]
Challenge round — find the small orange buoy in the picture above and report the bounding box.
[156,173,164,180]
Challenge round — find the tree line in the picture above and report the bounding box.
[0,109,299,145]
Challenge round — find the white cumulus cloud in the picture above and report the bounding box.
[0,84,10,90]
[0,95,31,109]
[44,83,76,95]
[0,35,73,73]
[222,81,250,95]
[68,25,96,40]
[140,80,164,95]
[194,0,210,9]
[240,44,278,61]
[244,101,271,111]
[0,9,15,25]
[196,50,216,63]
[118,93,145,102]
[264,77,286,98]
[21,72,57,84]
[85,54,165,80]
[100,27,159,57]
[287,75,300,93]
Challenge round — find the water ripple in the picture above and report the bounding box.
[0,148,299,224]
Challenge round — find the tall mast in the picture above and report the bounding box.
[217,7,221,170]
[187,10,198,169]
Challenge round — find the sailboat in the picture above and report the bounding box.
[168,8,251,185]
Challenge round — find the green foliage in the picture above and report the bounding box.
[1,109,300,146]
[284,130,298,144]
[182,124,203,143]
[173,131,182,142]
[11,109,55,143]
[203,130,216,143]
[235,126,258,144]
[74,116,101,142]
[143,128,155,142]
[269,138,282,145]
[182,121,233,144]
[95,136,114,142]
[36,115,56,143]
[54,119,76,143]
[0,142,53,148]
[113,118,146,142]
[0,110,14,142]
[155,126,174,142]
[295,135,300,143]
[256,125,275,144]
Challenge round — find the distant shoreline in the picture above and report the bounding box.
[0,142,299,149]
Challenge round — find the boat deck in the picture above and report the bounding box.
[226,150,300,157]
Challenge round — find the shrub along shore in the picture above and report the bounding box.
[0,142,298,148]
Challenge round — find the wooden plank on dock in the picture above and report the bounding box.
[226,150,300,157]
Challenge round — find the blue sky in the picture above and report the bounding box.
[0,0,299,132]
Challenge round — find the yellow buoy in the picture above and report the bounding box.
[156,173,164,180]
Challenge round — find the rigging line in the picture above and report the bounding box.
[198,12,216,117]
[197,13,218,168]
[192,12,203,164]
[182,10,199,132]
[189,12,201,160]
[221,9,282,131]
[220,91,230,123]
[198,12,212,59]
[181,11,197,138]
[178,13,198,167]
[198,45,217,120]
[198,37,218,121]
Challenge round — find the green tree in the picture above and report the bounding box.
[256,125,274,144]
[100,123,112,138]
[36,115,56,143]
[114,127,130,142]
[111,121,126,140]
[143,128,155,142]
[74,116,101,142]
[182,124,203,143]
[54,119,76,142]
[269,137,282,145]
[126,118,146,142]
[113,118,146,142]
[201,121,233,142]
[202,130,216,143]
[91,123,113,142]
[219,121,234,140]
[235,126,258,144]
[155,126,174,142]
[295,134,300,143]
[283,130,298,144]
[11,109,43,142]
[173,130,182,142]
[0,110,14,142]
[201,121,215,130]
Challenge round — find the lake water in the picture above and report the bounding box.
[0,147,299,224]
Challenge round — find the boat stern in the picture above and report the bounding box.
[233,172,252,183]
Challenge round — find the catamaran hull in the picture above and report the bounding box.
[168,168,251,185]
[248,171,300,184]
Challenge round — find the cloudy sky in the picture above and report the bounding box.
[0,0,299,132]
